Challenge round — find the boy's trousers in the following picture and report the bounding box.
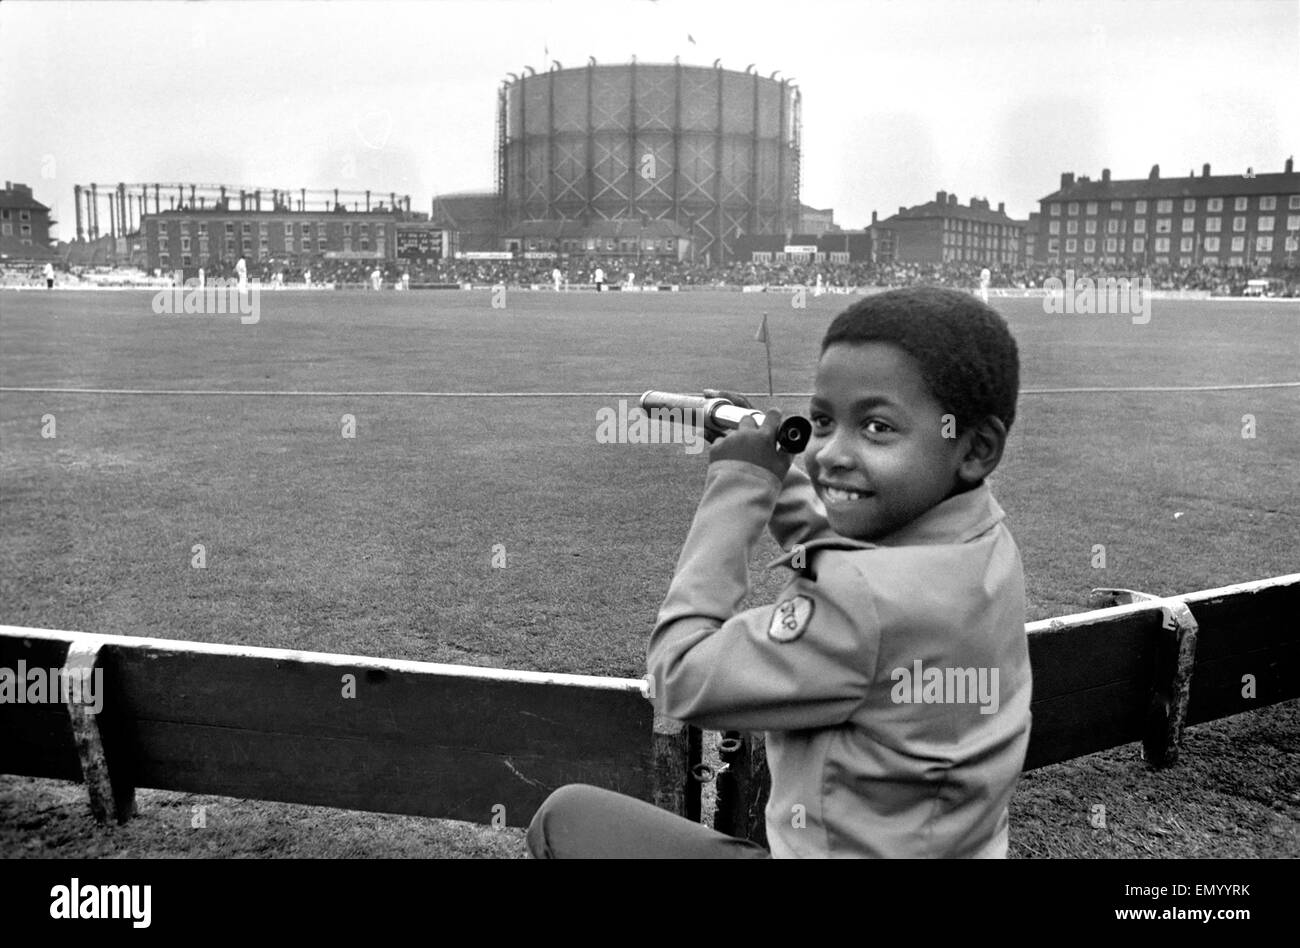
[526,784,771,859]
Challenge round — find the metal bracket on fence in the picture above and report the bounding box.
[1092,587,1200,767]
[691,761,730,783]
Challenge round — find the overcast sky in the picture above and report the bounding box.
[3,0,1297,237]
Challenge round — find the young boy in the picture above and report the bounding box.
[528,286,1032,858]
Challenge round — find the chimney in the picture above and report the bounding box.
[936,190,947,204]
[1203,163,1211,177]
[1287,156,1294,173]
[871,210,878,224]
[1060,172,1074,189]
[898,206,906,215]
[1149,164,1160,180]
[1102,168,1111,182]
[998,202,1005,215]
[949,194,957,206]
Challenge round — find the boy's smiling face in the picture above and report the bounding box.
[807,341,972,542]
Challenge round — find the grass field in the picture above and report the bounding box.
[1,287,1297,858]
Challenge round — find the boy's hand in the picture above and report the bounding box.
[709,408,794,480]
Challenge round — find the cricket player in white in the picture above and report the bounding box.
[552,267,563,291]
[235,257,248,293]
[979,268,991,303]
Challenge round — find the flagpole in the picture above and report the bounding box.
[764,312,774,396]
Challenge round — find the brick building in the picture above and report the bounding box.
[0,181,58,261]
[1037,158,1300,268]
[143,205,407,273]
[870,192,1023,266]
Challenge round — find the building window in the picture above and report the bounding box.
[318,238,327,250]
[181,237,191,251]
[225,238,235,253]
[1067,202,1079,216]
[343,238,352,252]
[1206,217,1221,233]
[1105,238,1117,253]
[1,222,10,236]
[1132,237,1145,253]
[344,224,352,236]
[1231,236,1245,252]
[1085,220,1096,235]
[226,222,234,234]
[284,223,293,235]
[1204,236,1220,252]
[159,222,168,234]
[1154,237,1170,252]
[160,254,170,267]
[198,223,207,235]
[1155,218,1172,233]
[1106,219,1118,234]
[1233,216,1246,232]
[360,224,369,235]
[1207,197,1223,212]
[1047,238,1059,253]
[1181,218,1195,233]
[1065,239,1076,253]
[1134,200,1147,215]
[1133,219,1146,234]
[1287,236,1300,252]
[1288,215,1300,230]
[19,209,30,221]
[1066,220,1077,235]
[242,222,251,234]
[180,222,190,235]
[1258,216,1275,231]
[1257,235,1274,252]
[1084,239,1095,253]
[1157,199,1173,213]
[259,222,268,235]
[1260,196,1276,211]
[301,223,310,235]
[158,238,168,251]
[1183,198,1196,213]
[1048,221,1060,235]
[1049,204,1061,217]
[260,238,268,250]
[1110,200,1123,211]
[182,254,192,266]
[19,224,31,236]
[242,238,251,252]
[285,238,294,253]
[0,209,7,219]
[1086,201,1097,215]
[1180,237,1194,252]
[1235,196,1248,211]
[1289,195,1300,209]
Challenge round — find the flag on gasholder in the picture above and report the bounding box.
[755,312,769,343]
[687,33,697,45]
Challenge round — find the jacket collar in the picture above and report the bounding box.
[767,483,1006,569]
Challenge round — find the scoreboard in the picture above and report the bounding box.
[396,226,444,260]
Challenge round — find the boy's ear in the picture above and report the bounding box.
[957,415,1008,485]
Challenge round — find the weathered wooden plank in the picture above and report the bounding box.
[0,634,83,781]
[651,713,699,819]
[121,718,650,827]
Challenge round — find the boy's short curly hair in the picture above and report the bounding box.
[820,286,1020,432]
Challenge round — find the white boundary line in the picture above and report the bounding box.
[1,383,1298,397]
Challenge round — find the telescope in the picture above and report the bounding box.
[639,391,812,454]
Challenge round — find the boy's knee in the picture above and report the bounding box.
[526,783,604,858]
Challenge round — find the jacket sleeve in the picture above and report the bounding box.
[647,460,878,732]
[768,464,837,551]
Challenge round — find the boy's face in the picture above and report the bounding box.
[807,342,969,542]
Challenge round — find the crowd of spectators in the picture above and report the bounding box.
[5,257,1299,296]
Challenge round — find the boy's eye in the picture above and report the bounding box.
[863,420,895,435]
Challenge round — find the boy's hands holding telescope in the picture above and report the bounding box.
[699,388,795,481]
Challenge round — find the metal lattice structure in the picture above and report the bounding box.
[499,60,801,264]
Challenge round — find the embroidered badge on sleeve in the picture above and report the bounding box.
[768,595,815,643]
